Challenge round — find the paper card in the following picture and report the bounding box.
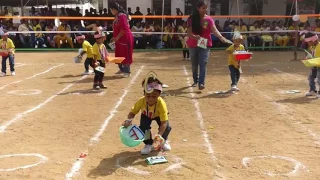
[145,156,168,165]
[197,37,208,49]
[95,66,105,73]
[108,42,115,50]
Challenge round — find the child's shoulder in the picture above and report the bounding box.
[226,44,234,50]
[157,97,167,105]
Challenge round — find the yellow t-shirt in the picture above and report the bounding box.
[82,40,93,58]
[311,43,320,58]
[227,44,245,68]
[92,43,104,61]
[130,96,168,122]
[0,38,15,54]
[33,24,41,31]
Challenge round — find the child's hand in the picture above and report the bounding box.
[95,62,100,66]
[122,119,132,128]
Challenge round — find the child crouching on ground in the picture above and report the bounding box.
[122,75,172,155]
[0,31,16,76]
[92,31,109,90]
[76,34,95,75]
[226,32,245,91]
[304,32,320,98]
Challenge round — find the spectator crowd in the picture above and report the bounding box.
[1,5,319,50]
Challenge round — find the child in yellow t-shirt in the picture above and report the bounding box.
[0,31,16,76]
[76,34,94,75]
[304,32,320,98]
[226,33,245,91]
[122,75,172,155]
[92,31,109,90]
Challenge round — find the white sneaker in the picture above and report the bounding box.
[162,141,171,151]
[115,70,123,74]
[83,71,90,75]
[306,91,317,96]
[141,145,153,155]
[43,44,47,48]
[0,72,5,77]
[11,71,15,76]
[231,85,240,91]
[123,73,130,78]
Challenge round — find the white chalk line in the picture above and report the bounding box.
[183,66,226,180]
[0,64,63,90]
[7,89,42,96]
[65,66,144,180]
[241,77,320,146]
[115,153,185,175]
[182,66,216,159]
[267,68,320,145]
[15,63,27,68]
[242,155,308,176]
[0,75,88,133]
[0,153,48,172]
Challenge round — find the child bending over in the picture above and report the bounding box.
[122,75,172,155]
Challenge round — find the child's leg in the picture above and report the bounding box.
[228,65,237,86]
[8,55,15,73]
[155,119,172,141]
[183,50,186,58]
[186,49,190,58]
[139,115,153,145]
[317,68,320,90]
[308,67,317,92]
[235,67,241,85]
[1,56,8,74]
[99,61,106,87]
[84,58,90,72]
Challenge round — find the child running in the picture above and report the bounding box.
[76,34,94,75]
[122,73,172,155]
[92,31,109,90]
[226,32,245,91]
[0,31,16,76]
[304,32,320,98]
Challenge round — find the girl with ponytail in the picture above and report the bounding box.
[186,0,232,90]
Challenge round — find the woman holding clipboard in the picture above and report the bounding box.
[109,2,134,78]
[187,0,232,90]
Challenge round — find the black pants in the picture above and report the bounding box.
[183,49,189,58]
[229,65,240,86]
[94,60,105,85]
[84,58,94,71]
[139,114,172,145]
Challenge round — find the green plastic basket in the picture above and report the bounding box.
[119,125,145,147]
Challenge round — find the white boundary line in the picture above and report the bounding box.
[116,153,185,175]
[0,75,88,133]
[0,153,48,172]
[7,89,42,96]
[0,64,63,90]
[272,68,304,81]
[183,65,226,179]
[15,63,27,68]
[242,155,308,176]
[182,66,216,159]
[65,66,144,180]
[241,77,320,145]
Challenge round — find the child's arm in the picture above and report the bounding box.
[158,121,167,136]
[226,45,234,54]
